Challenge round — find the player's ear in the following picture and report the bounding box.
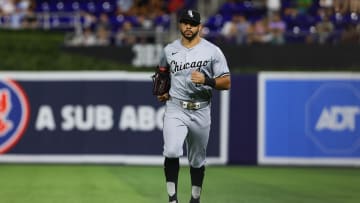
[199,24,205,36]
[178,22,183,30]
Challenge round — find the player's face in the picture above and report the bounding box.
[180,22,201,41]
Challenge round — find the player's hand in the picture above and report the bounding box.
[157,92,170,102]
[191,71,205,84]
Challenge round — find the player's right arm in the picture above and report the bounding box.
[155,46,171,102]
[157,92,170,102]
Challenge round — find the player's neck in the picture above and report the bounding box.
[181,37,201,49]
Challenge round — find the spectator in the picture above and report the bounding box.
[247,16,272,44]
[19,0,37,29]
[96,26,111,46]
[0,0,16,16]
[268,11,286,44]
[81,27,97,46]
[332,0,347,14]
[282,6,300,31]
[115,20,137,46]
[136,13,154,30]
[95,12,112,32]
[10,0,28,29]
[315,14,335,44]
[95,13,112,46]
[296,0,313,14]
[116,0,134,15]
[333,0,360,14]
[153,7,171,31]
[218,0,244,21]
[135,13,156,43]
[266,0,281,15]
[340,23,360,44]
[349,0,360,14]
[81,11,97,29]
[221,13,250,45]
[66,27,97,47]
[0,0,16,28]
[320,0,334,9]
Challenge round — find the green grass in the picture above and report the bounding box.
[0,29,133,71]
[0,165,359,203]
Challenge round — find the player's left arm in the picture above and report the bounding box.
[191,72,230,90]
[212,47,231,90]
[191,46,231,90]
[214,74,231,90]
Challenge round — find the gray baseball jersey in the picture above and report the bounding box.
[160,38,230,167]
[159,38,230,101]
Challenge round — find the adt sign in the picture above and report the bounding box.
[306,83,360,154]
[258,72,360,166]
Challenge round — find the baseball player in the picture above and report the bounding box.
[155,10,231,203]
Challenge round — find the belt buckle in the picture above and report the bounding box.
[194,103,200,109]
[181,101,201,110]
[188,102,200,110]
[187,102,196,110]
[182,101,188,109]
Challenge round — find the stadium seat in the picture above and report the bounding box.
[204,14,225,32]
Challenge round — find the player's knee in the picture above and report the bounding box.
[163,144,183,158]
[164,149,181,158]
[190,161,205,168]
[189,156,206,168]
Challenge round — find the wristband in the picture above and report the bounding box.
[204,77,216,88]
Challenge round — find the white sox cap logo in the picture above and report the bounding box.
[179,9,200,25]
[188,10,193,18]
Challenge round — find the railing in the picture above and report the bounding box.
[0,11,81,30]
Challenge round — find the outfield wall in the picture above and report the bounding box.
[0,72,228,165]
[63,44,360,69]
[1,71,360,166]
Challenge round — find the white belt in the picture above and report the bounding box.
[171,97,209,110]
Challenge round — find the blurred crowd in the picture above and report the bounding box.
[211,0,360,45]
[65,0,187,46]
[0,0,37,29]
[1,0,360,46]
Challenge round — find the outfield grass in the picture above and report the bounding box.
[0,30,133,71]
[0,164,359,203]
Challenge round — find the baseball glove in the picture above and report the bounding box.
[152,66,170,95]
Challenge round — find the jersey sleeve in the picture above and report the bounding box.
[158,48,170,69]
[212,47,230,78]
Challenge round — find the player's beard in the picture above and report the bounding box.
[181,29,199,42]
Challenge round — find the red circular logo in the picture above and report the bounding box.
[0,79,30,154]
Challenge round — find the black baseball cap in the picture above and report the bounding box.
[179,9,201,26]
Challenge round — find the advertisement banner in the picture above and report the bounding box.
[0,72,229,165]
[258,72,360,166]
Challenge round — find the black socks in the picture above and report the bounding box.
[164,157,180,202]
[190,165,205,187]
[190,165,205,202]
[164,158,205,203]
